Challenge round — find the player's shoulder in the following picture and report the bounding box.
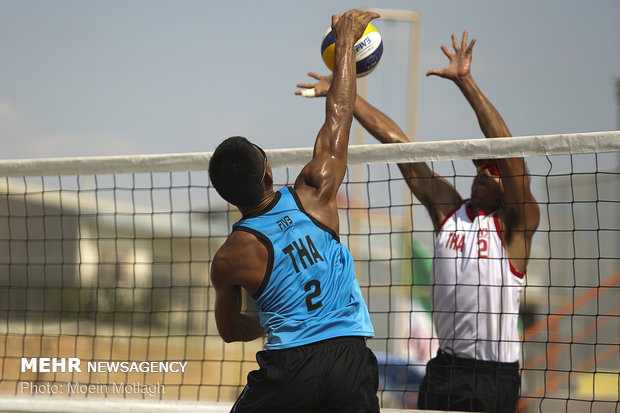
[213,231,260,269]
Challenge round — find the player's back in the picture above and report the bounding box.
[233,186,374,349]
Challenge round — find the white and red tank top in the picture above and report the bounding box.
[432,200,524,363]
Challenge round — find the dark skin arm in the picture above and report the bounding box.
[295,78,461,231]
[430,32,539,272]
[352,94,462,231]
[210,9,379,344]
[294,10,379,234]
[211,230,267,343]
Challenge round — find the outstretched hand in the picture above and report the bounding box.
[426,30,476,81]
[295,72,333,98]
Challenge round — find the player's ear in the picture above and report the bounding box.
[263,168,274,189]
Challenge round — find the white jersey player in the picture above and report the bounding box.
[433,200,524,364]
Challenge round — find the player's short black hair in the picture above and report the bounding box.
[208,136,266,207]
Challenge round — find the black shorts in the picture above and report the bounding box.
[418,349,520,413]
[230,336,379,413]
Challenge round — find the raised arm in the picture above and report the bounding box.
[426,32,510,141]
[353,94,463,230]
[428,31,540,265]
[296,72,461,231]
[294,10,379,234]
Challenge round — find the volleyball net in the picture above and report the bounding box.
[0,131,618,412]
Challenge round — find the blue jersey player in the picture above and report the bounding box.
[208,9,380,413]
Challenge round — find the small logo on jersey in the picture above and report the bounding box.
[277,216,293,231]
[282,235,324,274]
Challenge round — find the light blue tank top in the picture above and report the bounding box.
[233,187,374,349]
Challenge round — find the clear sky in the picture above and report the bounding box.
[1,0,619,160]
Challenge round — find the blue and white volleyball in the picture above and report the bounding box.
[321,23,383,78]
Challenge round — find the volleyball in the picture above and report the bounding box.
[320,22,383,78]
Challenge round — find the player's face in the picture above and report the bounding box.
[471,160,502,207]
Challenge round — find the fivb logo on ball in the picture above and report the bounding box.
[321,22,383,78]
[20,357,187,373]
